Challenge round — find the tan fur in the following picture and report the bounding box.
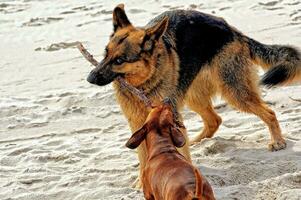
[253,56,271,71]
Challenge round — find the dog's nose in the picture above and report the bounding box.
[86,68,118,86]
[87,70,99,84]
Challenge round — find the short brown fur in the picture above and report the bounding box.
[126,103,215,200]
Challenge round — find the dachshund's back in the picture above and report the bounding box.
[144,153,203,200]
[126,102,215,200]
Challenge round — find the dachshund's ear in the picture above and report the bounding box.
[125,125,148,149]
[169,126,186,148]
[113,4,132,32]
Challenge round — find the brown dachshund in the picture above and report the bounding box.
[126,101,215,200]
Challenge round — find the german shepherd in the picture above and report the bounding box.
[87,4,301,186]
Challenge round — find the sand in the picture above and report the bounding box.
[0,0,300,199]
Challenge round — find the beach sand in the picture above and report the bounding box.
[0,0,300,199]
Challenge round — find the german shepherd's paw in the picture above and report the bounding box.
[189,136,206,146]
[268,138,287,151]
[189,132,212,145]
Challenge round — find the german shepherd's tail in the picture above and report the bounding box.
[191,168,203,200]
[247,38,301,87]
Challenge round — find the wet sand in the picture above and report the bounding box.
[0,0,300,199]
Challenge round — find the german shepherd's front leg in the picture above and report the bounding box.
[174,112,192,163]
[165,97,192,162]
[115,85,192,187]
[114,87,150,188]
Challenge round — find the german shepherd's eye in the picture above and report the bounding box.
[114,58,124,65]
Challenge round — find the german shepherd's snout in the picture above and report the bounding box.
[87,62,119,86]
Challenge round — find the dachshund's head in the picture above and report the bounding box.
[125,99,186,149]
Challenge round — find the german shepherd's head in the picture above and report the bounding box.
[87,4,168,87]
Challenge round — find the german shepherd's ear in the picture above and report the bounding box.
[145,17,168,41]
[125,125,148,149]
[169,126,186,148]
[113,4,131,32]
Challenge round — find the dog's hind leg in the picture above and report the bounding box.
[185,72,222,144]
[223,91,286,151]
[217,42,286,151]
[186,99,222,144]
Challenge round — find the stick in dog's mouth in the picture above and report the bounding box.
[77,42,152,108]
[77,42,183,128]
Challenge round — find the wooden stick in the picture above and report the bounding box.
[77,43,99,67]
[116,77,152,108]
[77,43,152,108]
